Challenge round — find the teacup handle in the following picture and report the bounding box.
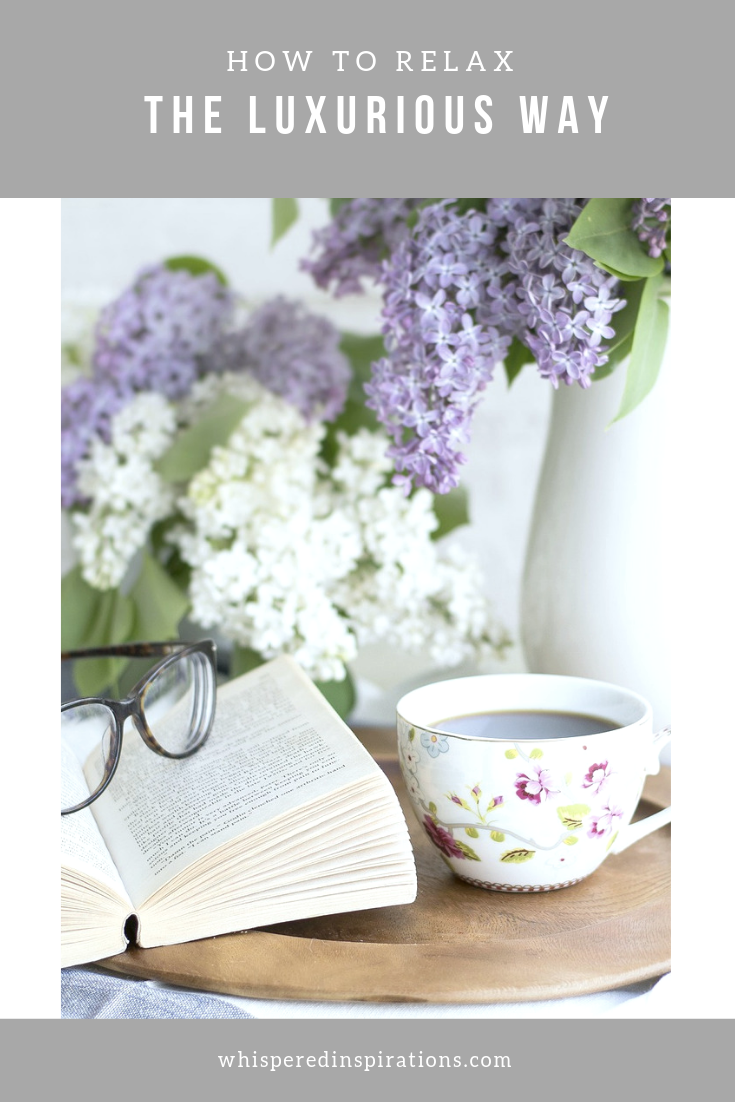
[610,727,671,856]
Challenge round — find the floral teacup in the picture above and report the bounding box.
[396,674,671,892]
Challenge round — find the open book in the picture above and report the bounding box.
[61,655,417,968]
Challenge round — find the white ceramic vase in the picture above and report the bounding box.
[520,354,670,730]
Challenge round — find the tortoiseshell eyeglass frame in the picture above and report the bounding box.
[61,639,217,816]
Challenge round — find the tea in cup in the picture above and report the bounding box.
[396,673,671,892]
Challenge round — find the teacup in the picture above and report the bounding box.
[396,673,671,892]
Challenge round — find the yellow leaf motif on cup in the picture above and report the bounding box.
[500,848,535,863]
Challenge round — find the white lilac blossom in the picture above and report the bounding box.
[71,392,177,589]
[61,377,132,509]
[60,270,349,507]
[631,199,671,259]
[305,198,627,495]
[172,378,506,682]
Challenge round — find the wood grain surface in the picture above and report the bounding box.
[99,725,671,1004]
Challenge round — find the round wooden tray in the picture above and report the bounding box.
[100,726,670,1004]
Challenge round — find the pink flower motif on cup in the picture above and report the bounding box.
[420,731,450,758]
[423,815,468,859]
[515,764,560,805]
[583,761,613,795]
[587,803,624,839]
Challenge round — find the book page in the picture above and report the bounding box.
[61,736,131,902]
[86,656,387,908]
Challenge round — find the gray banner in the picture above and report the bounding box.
[3,1018,732,1096]
[2,0,728,194]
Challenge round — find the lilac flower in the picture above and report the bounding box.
[93,265,233,399]
[631,199,671,259]
[356,198,626,492]
[210,296,350,422]
[365,201,512,494]
[515,763,560,805]
[62,272,350,508]
[499,198,624,390]
[301,198,426,296]
[61,376,131,508]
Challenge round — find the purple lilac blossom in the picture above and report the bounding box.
[301,199,426,296]
[631,198,671,259]
[61,267,351,507]
[366,201,513,495]
[61,377,131,508]
[210,296,350,421]
[93,265,233,399]
[361,198,625,493]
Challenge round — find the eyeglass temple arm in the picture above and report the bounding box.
[62,641,189,661]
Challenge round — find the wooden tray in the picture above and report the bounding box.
[100,726,670,1004]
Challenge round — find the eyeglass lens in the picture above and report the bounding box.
[141,650,213,755]
[60,649,214,814]
[60,702,117,813]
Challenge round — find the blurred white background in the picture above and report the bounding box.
[61,197,551,713]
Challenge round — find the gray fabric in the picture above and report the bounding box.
[61,967,254,1019]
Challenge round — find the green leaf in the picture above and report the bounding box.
[314,668,356,720]
[465,826,480,838]
[229,645,265,680]
[61,567,106,651]
[591,278,645,381]
[565,199,664,278]
[503,337,534,386]
[562,835,579,846]
[408,727,415,742]
[454,198,487,216]
[557,804,591,831]
[319,331,386,467]
[603,279,644,358]
[148,517,192,593]
[340,332,385,400]
[606,831,619,852]
[128,551,189,641]
[593,263,644,283]
[610,274,669,423]
[157,393,250,482]
[164,255,228,286]
[329,198,353,217]
[272,198,299,245]
[504,749,518,760]
[428,801,438,815]
[500,848,535,863]
[431,485,469,539]
[74,590,135,697]
[490,830,505,843]
[529,748,544,760]
[455,840,481,861]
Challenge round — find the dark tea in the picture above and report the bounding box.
[433,710,621,740]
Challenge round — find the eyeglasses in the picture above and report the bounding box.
[61,640,217,815]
